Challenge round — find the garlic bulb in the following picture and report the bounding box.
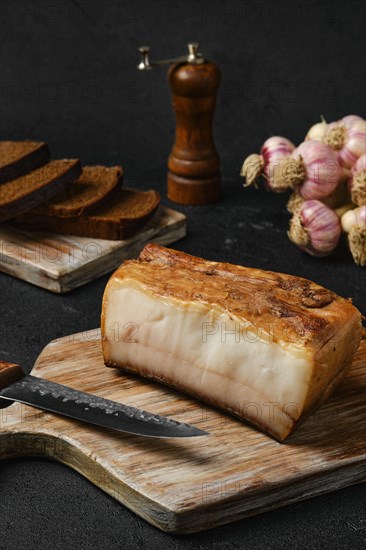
[341,206,366,266]
[348,153,366,206]
[240,136,295,189]
[272,141,341,199]
[323,115,366,169]
[341,205,366,232]
[288,200,341,257]
[305,118,328,142]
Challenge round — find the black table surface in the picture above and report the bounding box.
[1,0,366,547]
[1,179,365,550]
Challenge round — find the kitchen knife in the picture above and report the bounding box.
[0,362,209,438]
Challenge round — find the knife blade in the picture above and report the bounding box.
[0,361,208,438]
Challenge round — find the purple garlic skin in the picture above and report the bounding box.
[323,116,366,169]
[261,136,295,190]
[289,199,342,257]
[240,136,294,189]
[293,141,342,200]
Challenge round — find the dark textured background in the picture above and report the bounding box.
[0,1,365,548]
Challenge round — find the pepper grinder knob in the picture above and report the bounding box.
[187,42,199,62]
[138,46,152,71]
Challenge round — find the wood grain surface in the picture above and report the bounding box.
[0,330,365,533]
[0,206,186,293]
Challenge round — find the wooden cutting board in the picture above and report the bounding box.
[0,206,186,293]
[0,330,365,534]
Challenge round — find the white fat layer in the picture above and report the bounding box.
[103,283,313,427]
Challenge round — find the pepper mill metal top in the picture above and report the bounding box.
[137,43,205,70]
[137,43,221,206]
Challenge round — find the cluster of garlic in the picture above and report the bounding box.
[240,115,366,266]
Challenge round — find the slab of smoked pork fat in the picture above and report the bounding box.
[101,244,362,441]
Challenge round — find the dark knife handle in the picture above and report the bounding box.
[0,361,24,409]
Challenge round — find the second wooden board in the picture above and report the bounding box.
[0,330,365,533]
[0,206,186,293]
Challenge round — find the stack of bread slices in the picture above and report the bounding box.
[0,141,160,239]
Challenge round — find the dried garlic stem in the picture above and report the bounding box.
[323,126,346,150]
[288,214,309,247]
[351,171,366,206]
[287,193,305,214]
[348,225,366,266]
[273,156,306,192]
[240,154,264,187]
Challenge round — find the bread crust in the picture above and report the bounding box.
[0,160,81,222]
[0,141,50,184]
[31,165,124,217]
[14,188,161,240]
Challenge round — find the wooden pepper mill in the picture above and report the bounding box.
[138,43,221,205]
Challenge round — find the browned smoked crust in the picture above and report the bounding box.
[112,243,360,349]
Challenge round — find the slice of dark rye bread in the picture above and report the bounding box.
[0,159,82,222]
[0,141,50,184]
[30,165,123,217]
[14,187,161,240]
